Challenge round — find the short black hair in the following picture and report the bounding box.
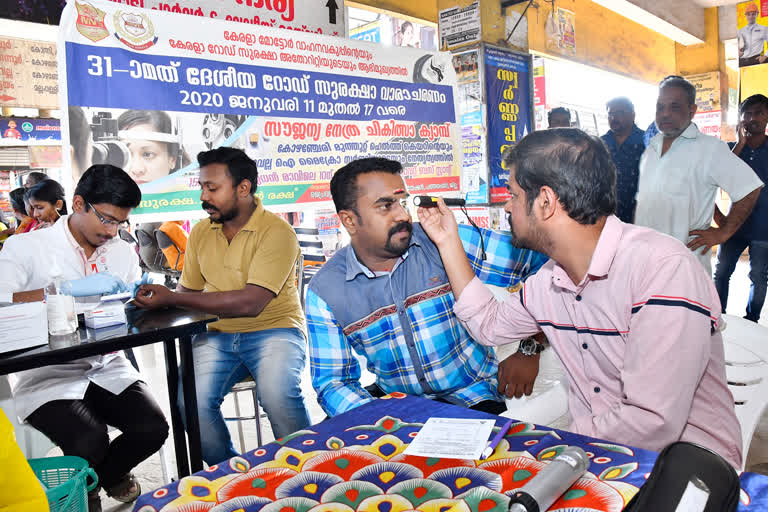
[659,75,696,106]
[25,171,49,187]
[548,107,571,125]
[26,178,68,215]
[740,94,768,114]
[74,164,141,209]
[9,187,26,212]
[606,97,635,112]
[68,106,91,170]
[503,128,617,225]
[197,147,257,194]
[330,157,403,213]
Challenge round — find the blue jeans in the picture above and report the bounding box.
[713,236,768,322]
[178,328,311,465]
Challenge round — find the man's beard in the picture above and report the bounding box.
[384,221,413,256]
[202,201,238,224]
[508,213,540,250]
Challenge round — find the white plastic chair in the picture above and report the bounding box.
[486,285,569,427]
[721,314,768,470]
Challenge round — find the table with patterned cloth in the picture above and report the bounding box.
[133,393,768,512]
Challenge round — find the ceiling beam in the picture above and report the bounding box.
[590,0,705,45]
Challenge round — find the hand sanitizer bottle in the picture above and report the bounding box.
[45,274,77,336]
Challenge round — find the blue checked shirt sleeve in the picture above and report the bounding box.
[305,288,374,416]
[458,224,548,288]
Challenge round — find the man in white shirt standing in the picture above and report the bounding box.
[0,165,168,511]
[635,75,763,274]
[738,2,768,67]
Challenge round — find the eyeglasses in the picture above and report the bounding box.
[88,202,129,230]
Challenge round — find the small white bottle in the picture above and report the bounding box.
[45,277,78,336]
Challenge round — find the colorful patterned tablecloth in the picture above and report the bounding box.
[134,393,768,511]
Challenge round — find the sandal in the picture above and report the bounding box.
[105,473,141,503]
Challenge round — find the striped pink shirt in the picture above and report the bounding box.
[454,215,742,468]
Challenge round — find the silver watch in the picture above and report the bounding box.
[518,337,544,356]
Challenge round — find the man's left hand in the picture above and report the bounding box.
[687,227,728,255]
[132,284,174,309]
[497,351,540,399]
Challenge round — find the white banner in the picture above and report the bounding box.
[59,0,459,217]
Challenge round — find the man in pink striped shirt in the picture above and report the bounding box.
[418,128,742,468]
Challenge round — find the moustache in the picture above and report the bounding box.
[388,222,412,238]
[201,201,219,212]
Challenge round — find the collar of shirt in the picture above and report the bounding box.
[649,121,699,154]
[345,237,421,281]
[60,215,113,272]
[551,215,622,291]
[603,125,644,148]
[207,197,265,233]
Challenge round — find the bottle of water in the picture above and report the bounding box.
[45,278,77,336]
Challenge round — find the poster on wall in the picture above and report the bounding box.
[686,71,722,139]
[693,110,723,139]
[0,38,59,109]
[392,19,437,51]
[737,0,768,67]
[484,45,532,203]
[545,7,576,57]
[461,110,487,204]
[59,0,459,218]
[686,72,721,112]
[438,2,481,51]
[453,49,479,84]
[0,117,60,144]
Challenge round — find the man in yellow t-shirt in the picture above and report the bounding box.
[134,147,310,464]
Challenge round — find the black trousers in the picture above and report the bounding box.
[26,381,168,489]
[364,383,507,415]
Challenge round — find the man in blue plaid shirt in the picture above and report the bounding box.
[306,158,549,417]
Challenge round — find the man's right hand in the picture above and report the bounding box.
[417,197,461,248]
[497,351,540,399]
[63,272,129,297]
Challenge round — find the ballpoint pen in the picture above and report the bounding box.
[480,418,515,460]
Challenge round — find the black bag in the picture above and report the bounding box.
[623,441,740,512]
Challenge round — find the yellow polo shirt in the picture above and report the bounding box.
[180,198,305,335]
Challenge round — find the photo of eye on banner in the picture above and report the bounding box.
[58,0,459,217]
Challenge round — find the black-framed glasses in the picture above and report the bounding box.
[88,202,129,230]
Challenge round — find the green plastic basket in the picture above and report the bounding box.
[28,456,98,512]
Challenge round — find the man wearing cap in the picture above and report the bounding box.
[738,3,768,67]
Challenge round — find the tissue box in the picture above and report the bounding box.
[84,300,127,329]
[0,301,48,353]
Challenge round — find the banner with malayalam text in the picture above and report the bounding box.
[59,0,458,217]
[484,45,532,203]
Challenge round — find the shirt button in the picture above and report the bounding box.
[594,386,601,393]
[576,295,582,301]
[582,343,588,350]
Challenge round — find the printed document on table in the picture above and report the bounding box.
[404,417,495,459]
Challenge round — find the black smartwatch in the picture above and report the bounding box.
[518,337,544,356]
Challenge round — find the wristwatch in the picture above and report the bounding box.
[518,337,545,356]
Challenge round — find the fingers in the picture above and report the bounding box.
[524,381,534,396]
[435,197,451,215]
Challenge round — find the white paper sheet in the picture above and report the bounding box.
[404,417,495,460]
